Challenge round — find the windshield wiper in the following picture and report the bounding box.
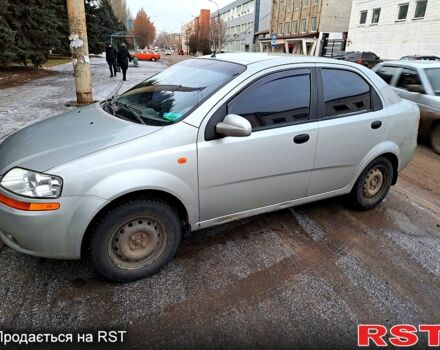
[114,102,146,125]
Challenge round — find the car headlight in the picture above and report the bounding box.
[0,168,63,199]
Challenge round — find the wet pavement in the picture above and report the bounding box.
[0,56,439,349]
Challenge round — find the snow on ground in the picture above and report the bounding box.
[0,56,165,142]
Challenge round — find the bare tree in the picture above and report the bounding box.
[110,0,129,26]
[210,18,226,52]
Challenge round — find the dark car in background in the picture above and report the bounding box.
[343,51,382,68]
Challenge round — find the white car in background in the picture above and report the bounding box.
[374,61,440,153]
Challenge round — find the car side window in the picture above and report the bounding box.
[376,65,399,84]
[321,69,377,118]
[396,68,424,92]
[227,69,311,132]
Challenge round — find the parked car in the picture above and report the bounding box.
[133,49,160,62]
[373,61,440,153]
[0,54,419,282]
[178,49,184,55]
[401,55,440,61]
[344,51,382,68]
[164,49,172,55]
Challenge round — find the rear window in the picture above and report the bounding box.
[376,66,399,84]
[345,52,361,60]
[112,59,246,125]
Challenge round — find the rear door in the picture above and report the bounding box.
[307,65,387,196]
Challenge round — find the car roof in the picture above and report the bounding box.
[200,52,353,66]
[379,60,440,69]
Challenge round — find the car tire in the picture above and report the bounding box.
[151,58,156,62]
[88,199,181,282]
[430,124,440,154]
[349,157,394,211]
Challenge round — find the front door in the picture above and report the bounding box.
[197,68,318,222]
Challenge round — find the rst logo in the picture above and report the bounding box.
[357,324,440,347]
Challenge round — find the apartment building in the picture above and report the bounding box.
[181,9,211,54]
[263,0,352,56]
[212,0,257,52]
[347,0,440,59]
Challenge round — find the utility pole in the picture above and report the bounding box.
[66,0,93,105]
[209,0,221,53]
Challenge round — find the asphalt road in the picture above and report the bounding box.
[0,56,439,349]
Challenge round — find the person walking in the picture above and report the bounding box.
[117,43,131,81]
[105,43,117,78]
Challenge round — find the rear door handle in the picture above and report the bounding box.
[371,121,382,129]
[293,134,310,144]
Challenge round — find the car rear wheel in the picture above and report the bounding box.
[151,58,156,62]
[349,157,393,211]
[430,124,440,154]
[89,199,181,282]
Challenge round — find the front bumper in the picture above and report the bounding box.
[0,189,108,259]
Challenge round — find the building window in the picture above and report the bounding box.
[279,23,284,34]
[313,0,319,4]
[359,10,368,24]
[294,0,300,10]
[293,20,298,33]
[397,3,409,20]
[287,0,292,12]
[302,18,307,32]
[414,0,428,18]
[285,22,291,34]
[371,8,381,23]
[311,17,317,31]
[304,0,309,8]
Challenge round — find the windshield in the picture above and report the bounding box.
[425,68,440,96]
[106,59,246,126]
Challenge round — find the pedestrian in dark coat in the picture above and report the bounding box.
[117,43,131,81]
[105,43,118,78]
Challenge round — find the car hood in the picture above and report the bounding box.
[0,103,161,175]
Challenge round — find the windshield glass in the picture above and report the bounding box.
[109,59,246,125]
[425,68,440,96]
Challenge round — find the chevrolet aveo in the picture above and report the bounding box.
[0,54,419,282]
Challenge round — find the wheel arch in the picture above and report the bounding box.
[81,189,190,258]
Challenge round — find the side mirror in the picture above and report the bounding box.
[406,84,425,94]
[216,114,252,137]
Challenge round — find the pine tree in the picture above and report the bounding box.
[5,0,62,67]
[0,0,17,67]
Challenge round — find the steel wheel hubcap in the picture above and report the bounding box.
[109,218,166,269]
[362,167,384,198]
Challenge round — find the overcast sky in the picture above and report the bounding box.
[127,0,234,33]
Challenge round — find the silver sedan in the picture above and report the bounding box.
[0,53,419,282]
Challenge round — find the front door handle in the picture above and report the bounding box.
[293,134,310,144]
[371,121,382,129]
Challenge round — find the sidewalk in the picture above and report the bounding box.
[0,56,166,142]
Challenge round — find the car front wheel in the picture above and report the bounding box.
[88,199,181,282]
[349,157,394,210]
[430,124,440,154]
[151,58,156,62]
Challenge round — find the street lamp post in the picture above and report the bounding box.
[208,0,221,53]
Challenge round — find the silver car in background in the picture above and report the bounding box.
[0,54,419,282]
[373,61,440,153]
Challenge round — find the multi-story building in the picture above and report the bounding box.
[347,0,439,59]
[181,9,211,54]
[263,0,352,56]
[255,0,273,50]
[212,0,258,52]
